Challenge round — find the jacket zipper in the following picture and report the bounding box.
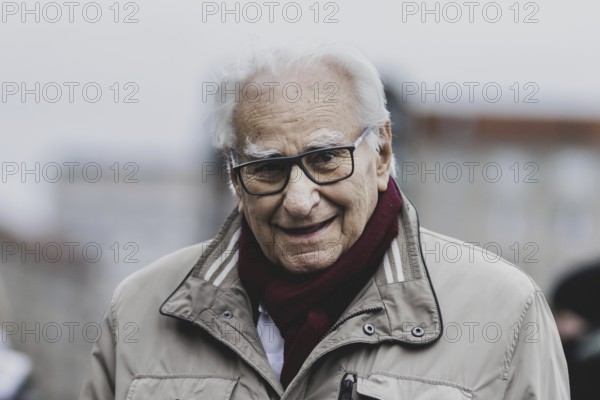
[338,373,356,400]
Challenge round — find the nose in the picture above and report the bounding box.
[282,165,320,217]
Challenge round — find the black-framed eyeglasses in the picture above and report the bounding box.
[230,125,375,195]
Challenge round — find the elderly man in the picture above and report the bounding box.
[80,46,569,399]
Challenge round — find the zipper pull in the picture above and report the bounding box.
[338,373,356,400]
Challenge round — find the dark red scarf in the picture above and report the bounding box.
[237,177,403,388]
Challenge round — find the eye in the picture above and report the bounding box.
[318,150,337,163]
[253,162,281,174]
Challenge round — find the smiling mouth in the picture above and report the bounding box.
[280,216,337,236]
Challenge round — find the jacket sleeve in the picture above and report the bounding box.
[502,290,570,399]
[79,297,117,400]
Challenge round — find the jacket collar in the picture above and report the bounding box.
[160,179,443,392]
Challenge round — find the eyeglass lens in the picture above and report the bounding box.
[240,148,353,194]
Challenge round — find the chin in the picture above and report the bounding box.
[279,250,339,274]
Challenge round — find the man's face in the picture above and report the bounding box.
[232,64,392,273]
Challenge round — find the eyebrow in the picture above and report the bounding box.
[303,130,344,150]
[240,130,345,160]
[241,137,281,159]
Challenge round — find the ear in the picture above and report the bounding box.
[229,169,245,214]
[376,120,393,191]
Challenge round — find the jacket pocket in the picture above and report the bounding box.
[125,375,238,400]
[356,373,472,400]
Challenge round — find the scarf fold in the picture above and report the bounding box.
[237,177,403,387]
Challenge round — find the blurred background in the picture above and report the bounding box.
[0,0,599,398]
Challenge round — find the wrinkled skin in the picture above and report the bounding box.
[231,63,393,273]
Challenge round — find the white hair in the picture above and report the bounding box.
[204,43,397,181]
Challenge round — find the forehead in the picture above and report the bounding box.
[233,63,360,151]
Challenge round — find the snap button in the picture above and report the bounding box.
[222,310,233,319]
[411,326,425,337]
[363,323,375,335]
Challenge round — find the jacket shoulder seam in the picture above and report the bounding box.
[107,288,118,348]
[501,290,539,382]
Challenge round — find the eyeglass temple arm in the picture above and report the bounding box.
[228,150,239,169]
[354,125,376,148]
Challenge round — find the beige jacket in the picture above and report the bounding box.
[80,188,569,399]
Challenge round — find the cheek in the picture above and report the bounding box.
[336,181,375,230]
[352,161,379,203]
[243,198,277,234]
